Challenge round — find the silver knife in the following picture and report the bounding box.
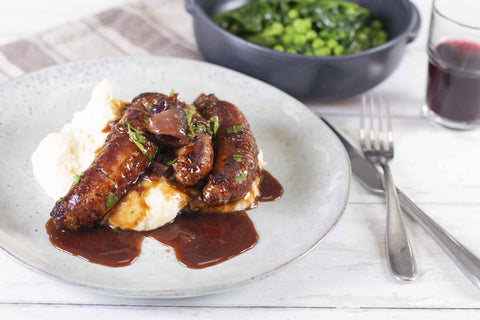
[322,117,480,289]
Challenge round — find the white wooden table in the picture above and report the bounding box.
[1,0,480,319]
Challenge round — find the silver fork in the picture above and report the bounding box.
[360,96,417,281]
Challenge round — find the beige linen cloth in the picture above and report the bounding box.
[0,0,201,83]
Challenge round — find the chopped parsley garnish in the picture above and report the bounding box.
[208,115,219,136]
[184,109,197,119]
[106,194,118,208]
[236,172,247,182]
[56,197,63,203]
[227,124,243,134]
[169,88,176,96]
[145,103,152,113]
[118,122,155,161]
[166,158,177,166]
[184,109,198,138]
[193,123,206,133]
[71,173,83,186]
[233,154,243,162]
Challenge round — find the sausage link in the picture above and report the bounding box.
[50,104,157,231]
[171,104,214,186]
[194,94,259,206]
[173,132,214,186]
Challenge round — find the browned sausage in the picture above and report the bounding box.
[171,104,214,187]
[132,92,169,111]
[194,94,259,206]
[173,132,214,186]
[50,104,157,231]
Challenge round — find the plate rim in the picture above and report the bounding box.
[0,56,352,298]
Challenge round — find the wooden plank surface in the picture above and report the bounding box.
[1,306,480,320]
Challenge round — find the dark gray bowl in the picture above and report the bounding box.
[186,0,421,101]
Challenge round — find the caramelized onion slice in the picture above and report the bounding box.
[146,108,188,147]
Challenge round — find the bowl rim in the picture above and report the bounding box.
[190,0,414,60]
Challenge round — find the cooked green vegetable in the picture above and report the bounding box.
[213,0,388,56]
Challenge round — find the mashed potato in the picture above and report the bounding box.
[106,178,189,231]
[32,80,124,200]
[33,81,263,231]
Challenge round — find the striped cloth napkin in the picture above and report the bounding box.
[0,0,201,83]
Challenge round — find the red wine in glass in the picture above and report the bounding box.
[426,40,480,124]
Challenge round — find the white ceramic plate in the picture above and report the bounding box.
[0,57,350,298]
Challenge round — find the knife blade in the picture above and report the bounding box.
[322,117,384,193]
[322,117,480,289]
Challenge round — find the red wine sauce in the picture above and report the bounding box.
[258,170,284,202]
[45,219,143,267]
[46,170,283,268]
[147,211,258,269]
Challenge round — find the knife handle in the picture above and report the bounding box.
[397,189,480,288]
[382,164,417,281]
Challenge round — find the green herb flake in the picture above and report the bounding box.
[193,123,206,133]
[184,109,198,137]
[106,194,118,208]
[208,115,219,135]
[184,108,197,117]
[166,158,177,166]
[233,154,243,162]
[184,109,197,125]
[71,173,83,186]
[169,88,176,96]
[227,124,243,134]
[55,197,63,203]
[145,103,152,113]
[118,121,156,160]
[236,172,247,183]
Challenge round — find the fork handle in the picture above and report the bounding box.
[397,189,480,288]
[382,163,417,281]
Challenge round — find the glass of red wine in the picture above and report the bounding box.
[424,0,480,130]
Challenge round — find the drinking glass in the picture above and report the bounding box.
[423,0,480,129]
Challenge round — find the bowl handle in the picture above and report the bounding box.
[407,1,421,43]
[185,0,196,15]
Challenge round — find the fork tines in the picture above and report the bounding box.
[360,96,393,158]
